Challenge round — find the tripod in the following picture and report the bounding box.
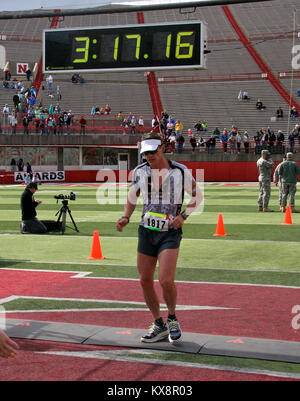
[55,199,79,234]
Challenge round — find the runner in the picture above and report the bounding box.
[116,132,202,343]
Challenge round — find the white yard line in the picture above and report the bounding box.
[36,349,300,380]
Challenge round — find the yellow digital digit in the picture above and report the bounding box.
[166,34,172,59]
[73,37,90,63]
[175,31,194,59]
[113,36,119,60]
[126,34,141,59]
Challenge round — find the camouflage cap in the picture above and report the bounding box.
[261,150,270,156]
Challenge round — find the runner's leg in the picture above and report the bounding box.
[157,248,179,315]
[137,252,160,320]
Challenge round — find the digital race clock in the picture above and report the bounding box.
[43,21,207,73]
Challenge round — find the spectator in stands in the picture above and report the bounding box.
[46,116,54,135]
[213,127,220,138]
[2,104,9,133]
[169,133,176,154]
[166,119,174,138]
[13,92,20,111]
[54,103,61,114]
[290,106,299,119]
[293,124,300,146]
[152,120,161,134]
[91,106,96,115]
[188,128,193,138]
[238,90,250,101]
[138,116,144,132]
[297,88,300,97]
[242,90,250,100]
[190,135,197,153]
[261,129,269,149]
[243,131,250,153]
[220,129,228,153]
[207,134,216,155]
[228,134,237,154]
[17,158,24,171]
[201,120,208,132]
[276,130,285,154]
[57,113,64,135]
[256,98,266,110]
[130,115,136,134]
[46,75,53,92]
[79,116,87,135]
[236,132,242,153]
[168,115,176,125]
[10,158,17,172]
[71,73,80,83]
[23,115,30,135]
[268,128,276,153]
[160,117,167,136]
[175,120,183,137]
[26,68,31,81]
[117,111,124,122]
[26,162,32,176]
[4,69,11,81]
[65,110,73,135]
[197,136,205,152]
[276,106,284,119]
[288,131,296,153]
[161,110,169,120]
[9,112,18,134]
[104,104,111,115]
[194,120,202,136]
[176,133,185,154]
[56,86,62,101]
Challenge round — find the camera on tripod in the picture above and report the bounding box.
[54,191,79,234]
[54,192,76,202]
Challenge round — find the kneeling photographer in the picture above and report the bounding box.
[20,182,47,234]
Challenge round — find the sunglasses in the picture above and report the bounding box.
[143,148,159,156]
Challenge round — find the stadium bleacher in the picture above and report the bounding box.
[0,0,299,151]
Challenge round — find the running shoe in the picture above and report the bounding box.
[141,322,169,343]
[167,318,182,343]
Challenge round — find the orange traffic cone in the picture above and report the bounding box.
[87,230,105,259]
[213,214,227,236]
[281,206,295,225]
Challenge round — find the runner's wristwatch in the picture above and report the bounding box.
[180,210,189,220]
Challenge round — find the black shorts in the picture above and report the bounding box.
[138,225,182,258]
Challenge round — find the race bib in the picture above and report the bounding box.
[144,212,169,232]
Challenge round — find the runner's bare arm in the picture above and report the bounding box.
[171,182,203,228]
[116,187,140,232]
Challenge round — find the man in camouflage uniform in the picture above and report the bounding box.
[273,156,286,212]
[257,149,274,212]
[278,152,300,213]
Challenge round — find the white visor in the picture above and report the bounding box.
[140,139,162,154]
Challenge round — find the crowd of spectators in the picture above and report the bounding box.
[148,107,300,155]
[1,76,300,155]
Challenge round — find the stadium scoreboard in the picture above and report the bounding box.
[43,21,207,73]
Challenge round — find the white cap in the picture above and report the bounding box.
[140,139,162,154]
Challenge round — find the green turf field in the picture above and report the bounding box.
[1,182,300,377]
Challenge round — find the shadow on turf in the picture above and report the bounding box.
[0,259,28,268]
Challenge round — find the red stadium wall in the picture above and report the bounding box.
[5,161,299,184]
[65,162,260,182]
